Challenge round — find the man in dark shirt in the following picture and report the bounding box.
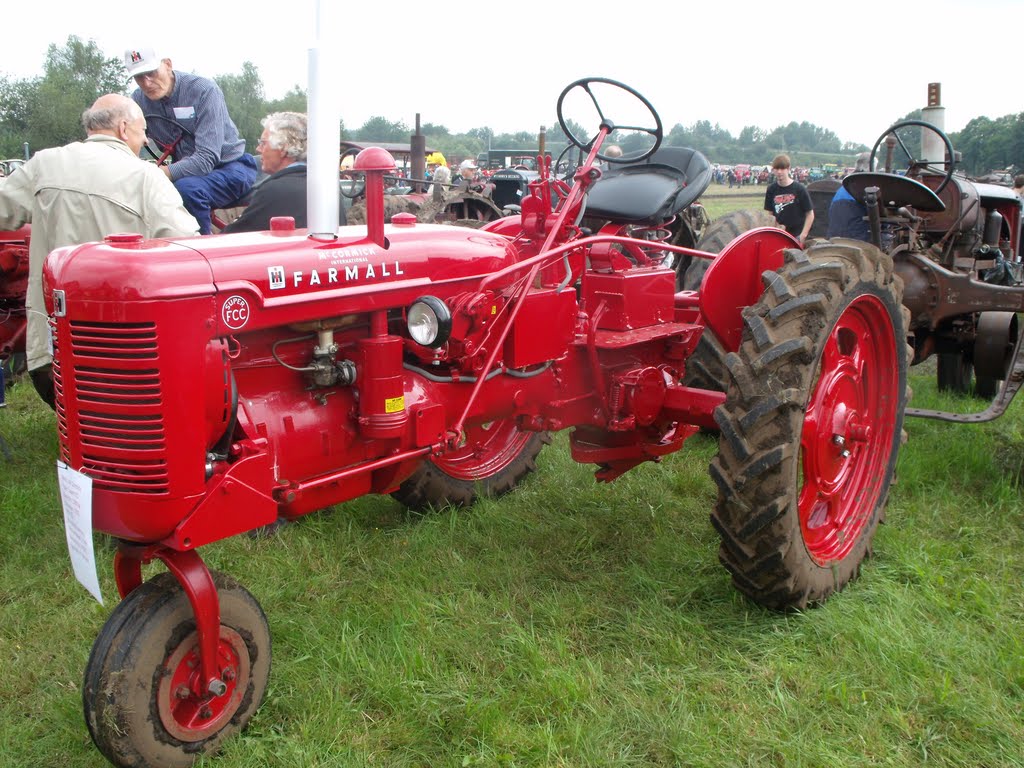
[222,112,346,233]
[764,153,814,245]
[125,46,258,234]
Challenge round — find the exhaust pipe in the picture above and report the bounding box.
[921,82,946,167]
[306,0,341,239]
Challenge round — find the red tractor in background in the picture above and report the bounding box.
[46,78,909,767]
[0,225,30,399]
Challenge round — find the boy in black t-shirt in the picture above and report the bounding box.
[764,154,814,245]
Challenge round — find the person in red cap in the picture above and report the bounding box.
[124,46,258,234]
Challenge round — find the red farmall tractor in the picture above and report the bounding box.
[45,79,909,767]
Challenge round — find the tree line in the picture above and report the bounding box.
[1,37,1019,178]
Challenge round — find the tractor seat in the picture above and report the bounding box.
[585,146,712,223]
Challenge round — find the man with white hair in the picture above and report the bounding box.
[0,93,198,406]
[222,111,346,233]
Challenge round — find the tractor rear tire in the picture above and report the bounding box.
[393,421,550,512]
[710,241,909,610]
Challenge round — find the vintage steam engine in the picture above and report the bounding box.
[45,79,909,767]
[836,84,1024,418]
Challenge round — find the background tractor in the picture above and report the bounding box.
[694,84,1024,425]
[820,84,1023,419]
[0,224,29,398]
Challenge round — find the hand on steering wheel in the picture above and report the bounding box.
[141,113,195,165]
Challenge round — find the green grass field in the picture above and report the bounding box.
[700,185,766,222]
[1,201,1022,766]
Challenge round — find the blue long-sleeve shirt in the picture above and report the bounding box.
[132,71,246,181]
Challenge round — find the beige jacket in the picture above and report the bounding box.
[0,134,199,371]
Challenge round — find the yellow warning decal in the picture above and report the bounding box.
[385,396,405,414]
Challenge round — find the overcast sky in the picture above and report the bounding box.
[1,0,1020,149]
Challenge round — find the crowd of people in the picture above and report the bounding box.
[713,164,825,187]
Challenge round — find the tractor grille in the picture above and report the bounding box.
[56,321,169,494]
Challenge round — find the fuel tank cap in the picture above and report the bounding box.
[104,232,144,245]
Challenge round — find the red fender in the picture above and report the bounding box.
[698,227,799,351]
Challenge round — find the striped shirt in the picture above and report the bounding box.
[132,71,247,182]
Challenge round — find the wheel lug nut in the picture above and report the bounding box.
[199,706,213,720]
[222,668,236,682]
[174,685,191,700]
[848,423,872,442]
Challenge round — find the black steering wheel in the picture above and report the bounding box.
[141,113,195,163]
[339,147,365,199]
[556,77,662,164]
[869,119,956,195]
[554,144,586,181]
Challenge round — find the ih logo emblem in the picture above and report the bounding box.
[268,266,286,290]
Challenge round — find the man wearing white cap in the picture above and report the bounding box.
[124,46,258,234]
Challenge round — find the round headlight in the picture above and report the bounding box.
[407,296,452,348]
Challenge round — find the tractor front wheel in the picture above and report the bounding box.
[393,419,550,511]
[711,241,909,610]
[83,572,270,768]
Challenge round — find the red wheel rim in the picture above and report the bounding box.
[434,419,533,481]
[157,627,250,742]
[799,294,898,566]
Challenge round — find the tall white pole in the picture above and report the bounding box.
[307,0,342,237]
